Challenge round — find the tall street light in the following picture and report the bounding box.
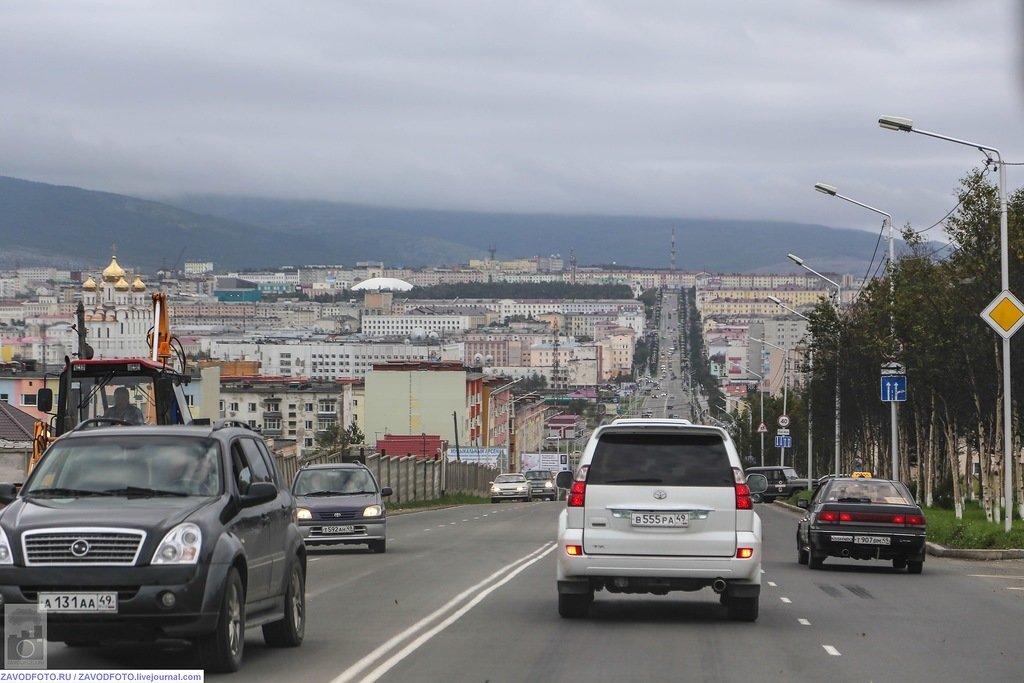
[788,253,842,477]
[814,183,900,482]
[751,336,789,467]
[767,296,815,490]
[880,115,1013,531]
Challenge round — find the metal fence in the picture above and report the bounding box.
[273,448,496,503]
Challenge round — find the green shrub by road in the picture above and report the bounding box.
[922,506,1024,550]
[389,493,489,512]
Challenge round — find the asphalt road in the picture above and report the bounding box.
[41,501,1024,681]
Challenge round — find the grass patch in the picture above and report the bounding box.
[923,505,1024,549]
[388,493,489,512]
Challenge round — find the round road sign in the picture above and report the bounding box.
[777,415,791,428]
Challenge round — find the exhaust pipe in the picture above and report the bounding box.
[712,578,727,593]
[841,549,851,557]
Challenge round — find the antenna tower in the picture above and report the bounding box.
[671,228,677,271]
[570,249,577,285]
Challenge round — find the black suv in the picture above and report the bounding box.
[0,419,306,673]
[744,466,802,502]
[523,469,558,501]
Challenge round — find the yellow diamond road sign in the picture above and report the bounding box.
[981,290,1024,339]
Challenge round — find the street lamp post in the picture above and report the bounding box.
[879,115,1012,531]
[815,183,899,481]
[751,336,789,467]
[739,364,766,466]
[767,297,815,490]
[789,253,842,477]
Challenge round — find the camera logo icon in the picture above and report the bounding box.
[5,605,47,669]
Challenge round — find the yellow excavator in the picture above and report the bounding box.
[29,291,193,473]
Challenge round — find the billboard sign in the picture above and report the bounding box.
[520,452,571,473]
[445,447,505,467]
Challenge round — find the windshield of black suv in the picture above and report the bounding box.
[25,435,222,497]
[293,468,377,496]
[524,471,552,480]
[589,432,734,487]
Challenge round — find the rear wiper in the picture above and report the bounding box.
[606,478,663,484]
[102,486,189,498]
[837,497,872,503]
[26,488,114,498]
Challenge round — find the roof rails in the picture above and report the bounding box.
[212,419,259,433]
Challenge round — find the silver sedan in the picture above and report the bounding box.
[489,473,532,503]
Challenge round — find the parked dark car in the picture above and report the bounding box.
[744,466,802,502]
[292,463,392,553]
[0,419,306,673]
[796,477,926,573]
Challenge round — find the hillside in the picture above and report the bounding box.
[0,175,907,273]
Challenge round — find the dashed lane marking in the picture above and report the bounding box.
[780,597,791,604]
[823,646,841,656]
[767,581,777,587]
[798,619,811,626]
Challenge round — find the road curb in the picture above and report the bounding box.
[769,500,1024,560]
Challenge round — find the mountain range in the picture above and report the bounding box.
[0,175,911,276]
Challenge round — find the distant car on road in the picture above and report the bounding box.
[523,470,558,501]
[490,473,532,503]
[744,466,802,502]
[292,462,392,553]
[796,477,926,573]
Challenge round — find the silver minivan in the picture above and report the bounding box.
[555,418,768,621]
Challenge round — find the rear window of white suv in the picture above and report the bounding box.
[588,432,734,487]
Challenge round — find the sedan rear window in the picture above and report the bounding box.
[588,432,733,487]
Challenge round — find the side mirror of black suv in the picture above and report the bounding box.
[242,481,279,507]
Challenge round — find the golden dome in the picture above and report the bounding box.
[102,256,126,283]
[82,276,97,291]
[115,276,130,291]
[131,276,146,292]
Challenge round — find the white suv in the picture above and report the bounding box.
[555,418,768,621]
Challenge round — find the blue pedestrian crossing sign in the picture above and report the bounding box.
[881,375,907,402]
[774,435,793,448]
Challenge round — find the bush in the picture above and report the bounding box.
[924,505,1024,549]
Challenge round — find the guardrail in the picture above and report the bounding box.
[273,449,496,503]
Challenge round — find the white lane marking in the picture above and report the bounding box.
[423,529,431,532]
[309,557,321,562]
[1005,587,1024,591]
[357,545,556,683]
[969,574,1024,579]
[798,618,811,626]
[462,519,469,522]
[767,581,777,587]
[780,597,792,604]
[330,542,554,683]
[823,645,841,656]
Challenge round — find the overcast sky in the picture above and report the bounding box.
[2,1,1022,236]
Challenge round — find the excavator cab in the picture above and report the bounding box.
[27,290,194,476]
[30,358,193,474]
[49,358,192,433]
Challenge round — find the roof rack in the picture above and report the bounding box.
[212,419,258,433]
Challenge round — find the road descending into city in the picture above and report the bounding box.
[45,501,1024,681]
